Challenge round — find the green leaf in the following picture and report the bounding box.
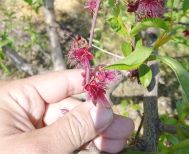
[108,0,115,6]
[121,42,132,57]
[33,1,42,13]
[139,64,152,88]
[159,139,189,154]
[166,0,174,8]
[106,40,153,70]
[156,56,189,103]
[182,0,189,12]
[0,57,10,74]
[0,39,12,48]
[107,16,128,35]
[126,150,155,154]
[113,5,120,17]
[160,115,177,125]
[132,104,142,110]
[165,133,179,145]
[0,48,5,59]
[108,16,122,32]
[24,0,33,5]
[130,18,169,36]
[153,32,172,49]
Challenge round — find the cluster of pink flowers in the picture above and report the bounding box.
[127,0,164,20]
[68,36,93,70]
[68,37,119,108]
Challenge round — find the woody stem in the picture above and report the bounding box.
[89,0,101,47]
[85,60,90,84]
[86,0,102,84]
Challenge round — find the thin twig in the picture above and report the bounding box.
[176,22,189,27]
[89,0,101,47]
[135,114,144,141]
[159,123,189,134]
[92,44,124,59]
[159,123,176,134]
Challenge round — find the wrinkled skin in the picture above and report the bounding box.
[0,69,134,154]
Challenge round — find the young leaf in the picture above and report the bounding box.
[153,32,172,49]
[107,16,128,35]
[130,18,169,36]
[139,64,152,88]
[108,16,122,32]
[24,0,33,5]
[165,133,179,145]
[106,40,153,70]
[127,150,155,154]
[113,5,120,17]
[156,56,189,103]
[108,0,115,6]
[121,42,132,57]
[159,139,189,154]
[0,39,12,48]
[33,0,43,13]
[0,57,10,74]
[182,0,189,12]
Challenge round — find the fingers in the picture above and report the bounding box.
[26,69,84,103]
[43,97,82,125]
[44,100,134,153]
[94,115,134,153]
[101,114,134,139]
[38,101,113,153]
[94,136,126,154]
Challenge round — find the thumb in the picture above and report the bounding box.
[41,101,113,153]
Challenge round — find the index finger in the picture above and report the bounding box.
[26,69,84,103]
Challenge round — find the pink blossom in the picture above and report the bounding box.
[85,0,97,12]
[68,48,93,68]
[83,66,119,108]
[85,80,111,108]
[127,0,139,12]
[95,65,119,83]
[136,0,164,20]
[127,0,164,20]
[67,36,119,108]
[68,37,93,69]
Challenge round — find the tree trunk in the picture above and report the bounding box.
[142,28,160,152]
[43,0,66,71]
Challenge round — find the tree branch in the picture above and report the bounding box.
[176,22,189,27]
[159,123,189,134]
[43,0,66,71]
[3,46,38,75]
[159,123,176,134]
[89,0,102,47]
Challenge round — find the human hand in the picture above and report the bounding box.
[0,69,134,154]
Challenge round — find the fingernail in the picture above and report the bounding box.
[90,102,113,132]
